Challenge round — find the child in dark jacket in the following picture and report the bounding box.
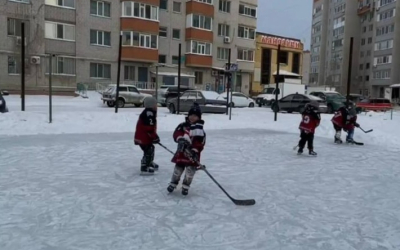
[167,103,206,196]
[331,103,360,144]
[134,97,160,175]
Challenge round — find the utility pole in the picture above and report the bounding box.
[21,22,26,111]
[177,43,181,114]
[346,37,354,107]
[274,44,281,122]
[115,32,122,113]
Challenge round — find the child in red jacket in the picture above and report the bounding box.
[331,103,360,144]
[167,103,206,196]
[298,101,321,156]
[134,97,160,175]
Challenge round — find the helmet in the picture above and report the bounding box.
[306,101,319,111]
[188,103,202,119]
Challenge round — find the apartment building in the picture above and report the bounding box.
[302,50,310,85]
[0,0,258,95]
[310,0,400,99]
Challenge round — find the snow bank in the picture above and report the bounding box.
[1,93,399,148]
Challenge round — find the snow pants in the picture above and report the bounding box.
[299,130,314,151]
[333,124,354,141]
[170,164,197,189]
[139,144,155,171]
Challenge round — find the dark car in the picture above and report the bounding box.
[271,93,328,113]
[168,90,226,114]
[309,91,352,113]
[0,90,10,113]
[157,85,195,107]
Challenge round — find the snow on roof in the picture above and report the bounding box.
[150,71,195,78]
[200,90,220,100]
[273,70,301,77]
[307,95,323,100]
[390,83,400,88]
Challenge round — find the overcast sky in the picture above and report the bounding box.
[257,0,313,50]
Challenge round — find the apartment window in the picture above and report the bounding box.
[172,56,179,65]
[218,24,230,36]
[367,37,372,44]
[124,66,135,80]
[122,31,158,49]
[359,64,364,70]
[239,4,256,17]
[159,27,167,37]
[7,18,24,36]
[45,21,75,41]
[194,71,203,84]
[8,56,20,74]
[217,47,230,60]
[376,24,395,36]
[333,26,344,36]
[237,48,254,61]
[45,0,75,8]
[172,29,180,39]
[369,24,373,31]
[313,5,323,15]
[9,0,30,3]
[90,0,111,17]
[374,55,392,65]
[363,26,367,33]
[377,8,395,21]
[379,0,396,7]
[219,0,230,13]
[190,14,212,30]
[238,26,255,39]
[367,50,371,56]
[312,24,321,34]
[160,0,167,10]
[173,1,181,12]
[366,63,370,69]
[365,75,369,81]
[122,1,159,21]
[361,38,365,45]
[46,56,76,75]
[374,39,393,50]
[90,30,111,46]
[158,55,166,64]
[189,41,212,55]
[333,39,343,47]
[197,0,212,3]
[90,63,111,78]
[373,69,391,79]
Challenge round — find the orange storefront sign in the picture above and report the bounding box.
[260,35,301,49]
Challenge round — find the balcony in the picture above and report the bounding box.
[122,47,158,63]
[186,0,214,16]
[357,4,371,15]
[185,54,212,67]
[185,28,213,43]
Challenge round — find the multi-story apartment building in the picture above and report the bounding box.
[310,0,400,99]
[0,0,258,95]
[302,50,310,85]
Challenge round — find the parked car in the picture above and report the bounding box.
[348,93,365,103]
[356,98,392,112]
[168,90,226,114]
[217,92,256,108]
[0,90,9,113]
[101,84,152,108]
[309,91,351,113]
[271,93,328,113]
[157,85,195,107]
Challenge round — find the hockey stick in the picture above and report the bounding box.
[157,143,256,206]
[358,127,373,133]
[293,144,299,150]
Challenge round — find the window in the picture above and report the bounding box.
[376,24,395,36]
[361,38,365,45]
[239,4,256,17]
[90,63,111,78]
[7,18,24,37]
[172,56,179,65]
[158,55,166,64]
[219,0,230,13]
[379,0,396,7]
[8,56,20,74]
[172,29,180,39]
[196,0,212,3]
[237,48,254,61]
[45,0,75,8]
[278,51,288,64]
[159,27,167,37]
[160,0,167,10]
[90,30,111,46]
[374,55,392,65]
[374,39,393,51]
[188,41,212,55]
[368,37,372,44]
[124,65,135,80]
[122,31,158,49]
[46,56,76,75]
[238,26,255,39]
[45,21,75,41]
[363,26,367,33]
[373,69,391,79]
[217,47,230,60]
[359,64,364,70]
[369,24,373,31]
[173,1,181,12]
[122,1,159,21]
[90,0,111,17]
[190,14,212,30]
[195,71,203,84]
[9,0,30,3]
[377,8,395,21]
[218,24,230,36]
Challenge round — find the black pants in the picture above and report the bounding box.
[139,144,154,170]
[298,131,314,151]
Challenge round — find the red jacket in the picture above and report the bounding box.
[331,107,358,131]
[171,119,206,166]
[134,108,158,145]
[299,110,321,134]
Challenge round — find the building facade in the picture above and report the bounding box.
[310,0,400,98]
[0,0,258,95]
[302,50,310,85]
[252,32,304,94]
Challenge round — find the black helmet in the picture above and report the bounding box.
[306,101,319,111]
[188,103,202,118]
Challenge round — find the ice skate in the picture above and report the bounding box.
[334,137,343,144]
[140,166,154,175]
[309,150,317,156]
[297,148,303,155]
[167,184,175,193]
[181,187,189,196]
[152,162,159,171]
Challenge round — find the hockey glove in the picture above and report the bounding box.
[354,122,360,128]
[177,138,191,152]
[152,135,160,144]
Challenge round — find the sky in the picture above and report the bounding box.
[257,0,313,50]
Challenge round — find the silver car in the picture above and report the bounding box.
[168,90,227,114]
[101,84,152,108]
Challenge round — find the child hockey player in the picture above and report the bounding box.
[134,97,160,175]
[298,101,321,156]
[331,103,360,144]
[167,103,206,196]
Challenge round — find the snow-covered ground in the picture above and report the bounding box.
[1,93,400,249]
